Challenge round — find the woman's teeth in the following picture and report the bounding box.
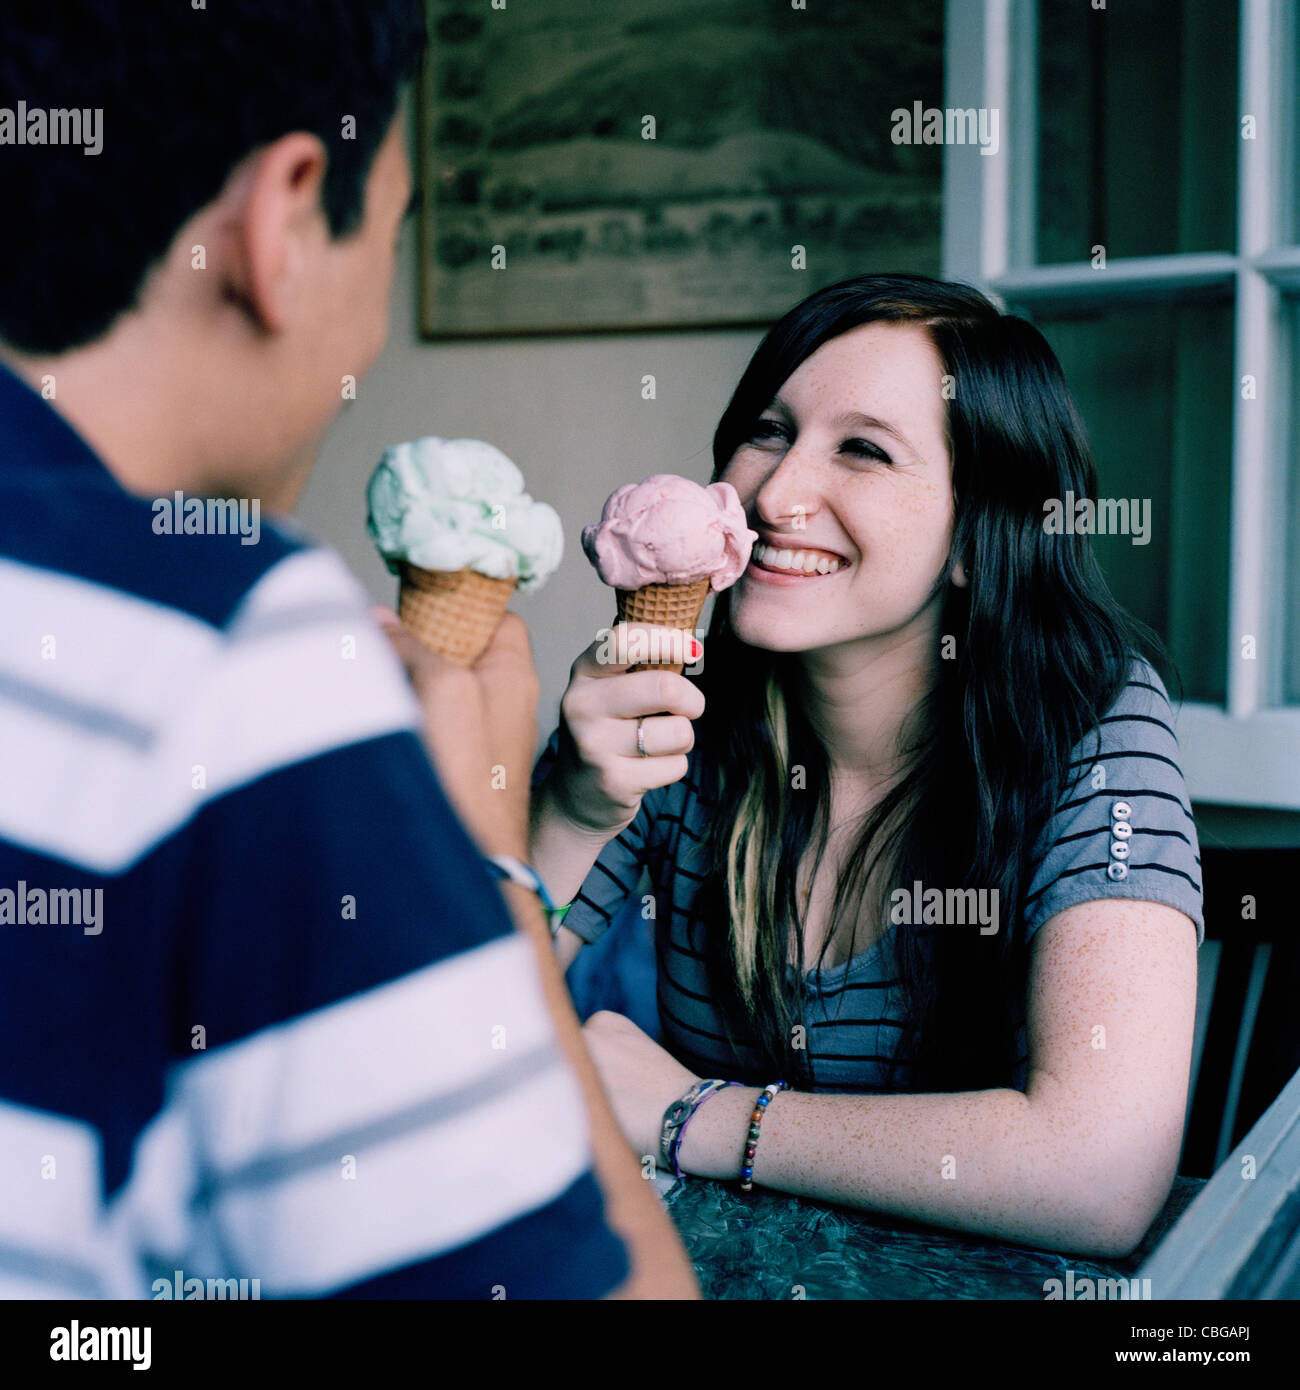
[753,542,843,575]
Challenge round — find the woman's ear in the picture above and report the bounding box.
[951,560,969,589]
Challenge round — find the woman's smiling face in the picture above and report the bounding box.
[721,320,963,654]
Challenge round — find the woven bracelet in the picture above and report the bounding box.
[668,1080,739,1179]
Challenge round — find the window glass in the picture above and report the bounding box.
[1021,297,1234,705]
[1292,2,1300,243]
[1282,300,1300,702]
[1035,0,1239,264]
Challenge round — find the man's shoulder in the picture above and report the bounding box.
[2,503,419,875]
[1,468,314,634]
[0,359,328,630]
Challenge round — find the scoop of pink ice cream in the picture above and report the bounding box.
[581,474,758,591]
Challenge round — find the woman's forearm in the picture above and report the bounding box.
[677,1082,1174,1259]
[529,773,619,905]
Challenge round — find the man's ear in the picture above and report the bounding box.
[226,132,330,335]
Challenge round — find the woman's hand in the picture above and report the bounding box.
[582,1011,700,1166]
[542,622,706,844]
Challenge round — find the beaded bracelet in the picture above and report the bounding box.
[668,1080,739,1179]
[739,1079,788,1192]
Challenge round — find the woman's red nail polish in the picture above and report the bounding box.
[689,638,703,660]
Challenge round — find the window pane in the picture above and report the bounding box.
[1035,0,1239,264]
[1292,2,1300,243]
[1018,297,1234,705]
[1283,300,1300,702]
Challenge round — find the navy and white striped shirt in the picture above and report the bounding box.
[0,361,627,1299]
[538,658,1204,1094]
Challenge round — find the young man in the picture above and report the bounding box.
[0,0,695,1299]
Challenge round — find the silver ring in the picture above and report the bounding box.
[636,717,648,757]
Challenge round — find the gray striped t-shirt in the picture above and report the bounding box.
[535,656,1203,1094]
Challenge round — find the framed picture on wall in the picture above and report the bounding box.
[418,0,944,339]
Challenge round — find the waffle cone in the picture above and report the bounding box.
[398,564,517,666]
[614,577,711,675]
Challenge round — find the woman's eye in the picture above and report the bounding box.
[842,437,892,464]
[739,417,795,444]
[747,418,789,442]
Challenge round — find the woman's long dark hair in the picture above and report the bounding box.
[692,273,1176,1095]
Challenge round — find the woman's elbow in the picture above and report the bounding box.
[1069,1173,1177,1260]
[1067,1215,1146,1261]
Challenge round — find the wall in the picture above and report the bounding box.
[296,213,763,737]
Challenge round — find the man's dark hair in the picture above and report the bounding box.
[0,0,426,354]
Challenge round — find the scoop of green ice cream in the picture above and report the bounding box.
[366,437,563,591]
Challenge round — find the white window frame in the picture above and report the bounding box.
[944,0,1300,809]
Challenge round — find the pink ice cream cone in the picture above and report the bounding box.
[581,474,758,673]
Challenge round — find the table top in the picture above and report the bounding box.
[655,1172,1206,1300]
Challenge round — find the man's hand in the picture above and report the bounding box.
[374,606,538,862]
[376,605,700,1298]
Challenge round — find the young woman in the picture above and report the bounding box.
[529,274,1203,1258]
